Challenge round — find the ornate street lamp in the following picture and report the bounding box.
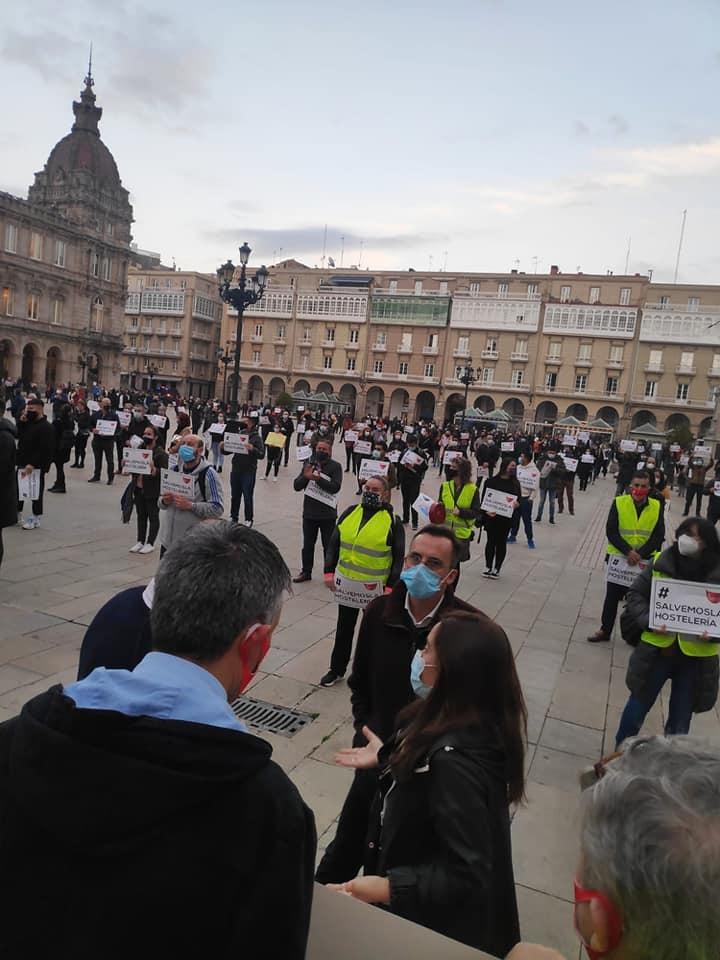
[217,340,233,404]
[217,242,268,416]
[459,359,477,432]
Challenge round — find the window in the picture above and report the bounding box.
[143,335,151,348]
[438,281,448,295]
[254,323,262,337]
[545,371,557,390]
[52,298,63,325]
[172,360,179,372]
[480,367,493,384]
[676,383,689,401]
[323,355,333,369]
[527,282,539,296]
[252,350,261,363]
[649,349,663,366]
[1,286,13,315]
[277,324,286,339]
[349,329,359,344]
[389,280,398,293]
[659,295,671,308]
[606,376,619,394]
[589,286,600,304]
[454,365,465,380]
[414,280,423,295]
[688,297,700,312]
[548,342,562,359]
[129,335,138,348]
[325,327,335,342]
[645,380,657,398]
[4,223,18,253]
[511,369,523,386]
[514,337,528,356]
[427,333,438,349]
[457,335,469,355]
[424,362,435,378]
[374,359,384,373]
[575,374,587,392]
[609,344,624,362]
[347,356,356,371]
[680,351,694,370]
[560,286,571,303]
[91,296,103,332]
[29,231,43,260]
[101,257,111,281]
[275,351,285,365]
[497,282,509,297]
[27,293,39,320]
[54,239,66,267]
[91,252,100,277]
[376,331,387,347]
[301,354,309,369]
[712,354,720,371]
[577,343,592,361]
[398,361,409,375]
[619,287,631,306]
[485,337,498,354]
[470,282,481,294]
[173,319,182,332]
[302,327,311,343]
[400,332,413,351]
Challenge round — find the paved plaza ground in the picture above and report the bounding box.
[2,437,720,958]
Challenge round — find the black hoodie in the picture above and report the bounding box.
[0,687,316,959]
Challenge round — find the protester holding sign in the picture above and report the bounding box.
[16,395,55,530]
[158,435,223,556]
[706,462,720,525]
[398,433,428,529]
[535,449,564,524]
[225,416,264,526]
[127,424,168,556]
[557,451,576,516]
[588,470,665,644]
[682,454,713,517]
[292,438,343,584]
[320,475,405,687]
[616,517,720,744]
[88,397,119,485]
[263,418,285,482]
[509,451,538,549]
[481,459,521,579]
[439,456,481,566]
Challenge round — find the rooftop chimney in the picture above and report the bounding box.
[550,265,559,276]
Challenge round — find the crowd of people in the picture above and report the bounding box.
[1,376,720,959]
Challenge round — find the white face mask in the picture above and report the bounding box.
[677,534,701,557]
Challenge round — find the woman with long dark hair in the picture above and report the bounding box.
[481,457,521,578]
[328,610,527,956]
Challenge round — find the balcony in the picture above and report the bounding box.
[708,367,720,378]
[510,351,529,361]
[422,345,439,356]
[444,376,530,394]
[450,292,541,332]
[345,341,360,350]
[272,336,287,346]
[191,329,213,341]
[141,324,153,334]
[630,393,714,409]
[321,339,337,348]
[644,362,664,373]
[372,342,387,352]
[480,349,499,360]
[299,338,312,347]
[574,358,593,367]
[453,348,470,359]
[675,365,696,375]
[243,289,294,317]
[397,344,413,354]
[606,360,625,369]
[250,334,263,343]
[170,330,183,338]
[545,355,562,365]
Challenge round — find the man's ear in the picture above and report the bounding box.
[587,897,611,955]
[444,567,459,588]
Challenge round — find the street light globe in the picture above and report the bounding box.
[239,242,251,266]
[257,265,269,288]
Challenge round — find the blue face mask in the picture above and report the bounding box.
[178,444,196,463]
[401,563,442,599]
[410,650,434,699]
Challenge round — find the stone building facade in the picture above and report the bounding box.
[0,69,132,389]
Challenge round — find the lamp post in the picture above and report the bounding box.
[218,340,233,405]
[148,363,159,392]
[77,351,88,387]
[459,359,477,432]
[216,243,268,416]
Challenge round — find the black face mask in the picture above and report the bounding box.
[315,450,329,463]
[143,436,154,445]
[25,411,38,422]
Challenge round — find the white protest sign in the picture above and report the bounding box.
[516,465,539,489]
[400,449,423,467]
[578,431,590,442]
[670,444,681,453]
[168,453,178,470]
[443,450,462,465]
[501,441,514,452]
[650,577,720,638]
[359,458,390,481]
[637,461,646,470]
[304,480,337,509]
[388,450,401,463]
[95,419,117,437]
[412,492,435,524]
[117,410,132,428]
[344,430,359,444]
[620,439,637,452]
[122,448,153,475]
[481,487,517,518]
[460,432,470,440]
[680,456,689,466]
[563,434,577,447]
[17,471,41,501]
[714,481,720,497]
[353,440,372,455]
[259,415,270,426]
[177,406,188,414]
[222,433,248,454]
[581,454,595,463]
[209,422,226,435]
[332,572,384,610]
[477,466,489,478]
[563,457,578,473]
[160,469,194,498]
[296,444,312,461]
[651,443,663,451]
[87,400,100,412]
[355,422,368,431]
[606,555,648,588]
[150,414,167,430]
[403,426,414,434]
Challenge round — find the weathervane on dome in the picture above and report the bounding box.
[85,43,94,88]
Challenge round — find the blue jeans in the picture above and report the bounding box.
[511,497,534,541]
[615,648,695,747]
[535,487,555,521]
[230,470,256,522]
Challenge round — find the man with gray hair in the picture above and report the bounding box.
[159,432,223,555]
[0,521,316,958]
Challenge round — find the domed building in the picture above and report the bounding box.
[0,66,133,388]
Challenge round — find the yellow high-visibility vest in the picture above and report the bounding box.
[606,495,660,556]
[441,481,477,541]
[337,506,393,582]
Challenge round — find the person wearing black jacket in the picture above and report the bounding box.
[280,410,294,466]
[292,437,343,582]
[88,397,119,484]
[225,417,265,526]
[16,395,56,530]
[0,417,17,568]
[128,424,169,555]
[328,610,526,957]
[71,399,92,468]
[481,458,522,578]
[0,521,315,960]
[398,434,428,529]
[48,402,75,494]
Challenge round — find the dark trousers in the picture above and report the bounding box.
[601,580,628,635]
[330,603,361,676]
[510,497,533,541]
[684,484,704,516]
[578,473,589,491]
[73,433,89,465]
[134,488,160,545]
[400,478,422,525]
[91,437,115,481]
[535,487,555,521]
[17,469,45,516]
[615,647,695,746]
[284,436,292,467]
[265,447,282,477]
[557,479,575,514]
[301,516,335,575]
[231,470,256,522]
[315,760,377,884]
[53,455,67,490]
[345,447,353,471]
[485,516,511,572]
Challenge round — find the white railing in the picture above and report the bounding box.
[543,305,637,338]
[296,293,368,320]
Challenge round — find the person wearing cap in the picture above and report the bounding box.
[16,395,56,530]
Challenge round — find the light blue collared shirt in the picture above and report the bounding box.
[64,651,247,733]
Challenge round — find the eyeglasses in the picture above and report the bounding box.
[406,551,447,573]
[573,878,623,960]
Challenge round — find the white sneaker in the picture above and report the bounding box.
[139,543,155,554]
[129,541,144,553]
[273,477,278,483]
[261,475,267,480]
[21,516,38,530]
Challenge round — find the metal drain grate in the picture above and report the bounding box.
[230,695,316,738]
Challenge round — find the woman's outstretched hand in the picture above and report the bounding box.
[334,726,383,769]
[327,875,390,904]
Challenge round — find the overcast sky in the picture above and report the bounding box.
[2,0,720,282]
